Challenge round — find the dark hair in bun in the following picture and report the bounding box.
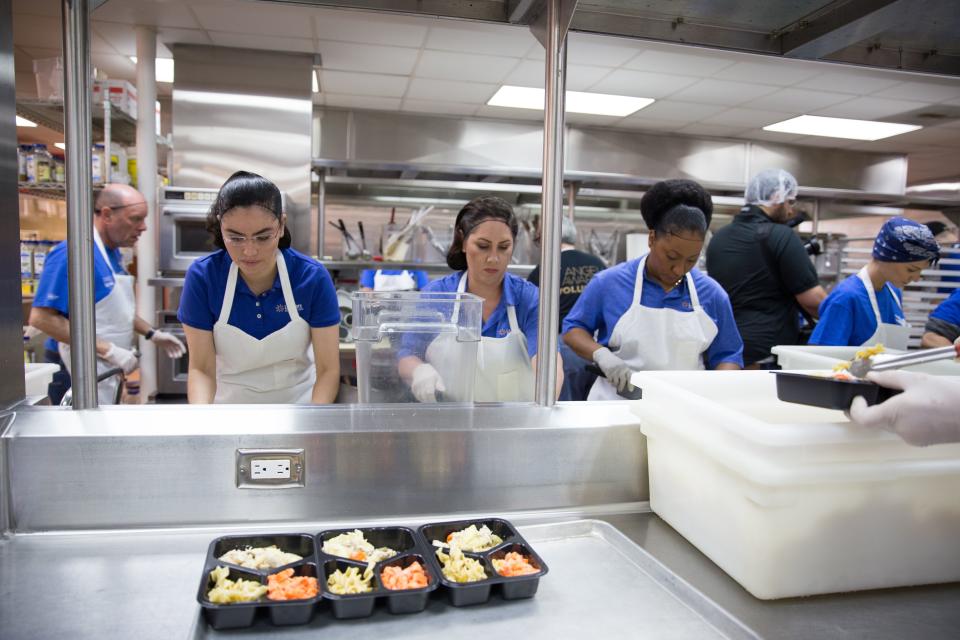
[446,196,519,271]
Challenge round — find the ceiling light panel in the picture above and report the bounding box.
[16,116,37,127]
[763,115,921,141]
[488,85,653,117]
[129,57,175,83]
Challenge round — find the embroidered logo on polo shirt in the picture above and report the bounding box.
[275,303,305,313]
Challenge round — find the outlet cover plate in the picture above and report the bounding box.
[236,448,305,489]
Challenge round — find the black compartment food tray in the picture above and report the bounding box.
[316,526,439,618]
[197,533,321,630]
[418,517,549,606]
[774,371,901,410]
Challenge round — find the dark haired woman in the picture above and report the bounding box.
[398,195,562,402]
[177,171,341,403]
[563,180,742,400]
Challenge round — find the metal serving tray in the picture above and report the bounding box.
[190,519,743,639]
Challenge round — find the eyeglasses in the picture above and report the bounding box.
[222,225,281,247]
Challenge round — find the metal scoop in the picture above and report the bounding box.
[849,342,960,378]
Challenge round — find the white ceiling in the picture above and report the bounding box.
[11,0,960,184]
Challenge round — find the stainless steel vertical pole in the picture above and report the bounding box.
[534,0,568,406]
[316,169,326,259]
[62,0,98,409]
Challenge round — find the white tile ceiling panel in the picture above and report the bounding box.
[474,105,544,121]
[321,70,408,97]
[614,117,687,132]
[191,3,314,39]
[415,50,518,84]
[14,15,68,50]
[323,94,402,111]
[884,125,960,147]
[713,61,821,86]
[13,47,35,72]
[92,21,142,57]
[787,136,862,149]
[425,22,536,57]
[629,100,727,122]
[872,81,960,103]
[677,123,753,137]
[528,32,637,67]
[700,108,792,128]
[208,31,315,54]
[625,48,737,77]
[406,78,498,104]
[813,96,932,119]
[91,0,202,29]
[588,69,698,99]
[669,79,778,106]
[503,61,611,92]
[565,113,623,127]
[796,70,903,95]
[313,10,428,48]
[401,99,478,116]
[13,0,60,17]
[317,40,420,76]
[747,88,851,113]
[735,129,806,144]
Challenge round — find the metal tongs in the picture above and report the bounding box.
[849,342,960,378]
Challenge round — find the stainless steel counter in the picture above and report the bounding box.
[1,511,957,639]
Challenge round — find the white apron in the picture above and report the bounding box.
[59,228,136,405]
[374,269,417,292]
[213,250,315,404]
[588,256,718,401]
[425,273,535,403]
[857,266,911,351]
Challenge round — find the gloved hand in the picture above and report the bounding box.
[151,330,186,358]
[593,346,634,392]
[849,370,960,447]
[103,343,139,375]
[411,363,445,403]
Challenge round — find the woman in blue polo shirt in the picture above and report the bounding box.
[397,196,562,402]
[178,171,341,404]
[923,288,960,348]
[809,217,940,349]
[563,179,743,401]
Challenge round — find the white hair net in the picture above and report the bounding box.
[744,169,799,206]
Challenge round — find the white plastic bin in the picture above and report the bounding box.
[24,363,59,397]
[630,370,960,600]
[772,344,960,376]
[33,57,63,101]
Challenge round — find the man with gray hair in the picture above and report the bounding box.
[30,184,185,403]
[706,169,827,368]
[528,216,606,399]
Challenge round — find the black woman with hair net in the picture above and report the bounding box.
[563,180,743,400]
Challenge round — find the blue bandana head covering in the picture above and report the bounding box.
[873,216,941,263]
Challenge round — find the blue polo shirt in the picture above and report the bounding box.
[360,269,430,290]
[930,288,960,325]
[178,248,340,339]
[33,239,126,352]
[562,256,743,369]
[809,274,904,346]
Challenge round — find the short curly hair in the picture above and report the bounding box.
[640,179,713,231]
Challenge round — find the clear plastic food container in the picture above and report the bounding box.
[772,344,960,376]
[351,291,482,403]
[630,370,960,600]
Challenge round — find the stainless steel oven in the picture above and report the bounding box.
[159,186,219,273]
[156,311,188,396]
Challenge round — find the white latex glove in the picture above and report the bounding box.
[593,346,634,392]
[151,330,186,358]
[103,343,139,375]
[411,363,445,403]
[849,370,960,447]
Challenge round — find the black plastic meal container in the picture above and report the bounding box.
[774,371,901,410]
[418,517,548,607]
[316,526,439,618]
[197,533,321,630]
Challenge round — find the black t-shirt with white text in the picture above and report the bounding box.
[528,249,606,326]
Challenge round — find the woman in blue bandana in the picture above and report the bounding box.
[809,217,940,349]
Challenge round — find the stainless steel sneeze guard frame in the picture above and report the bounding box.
[3,402,646,532]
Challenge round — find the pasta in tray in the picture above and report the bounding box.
[431,524,503,552]
[322,530,398,575]
[326,566,373,595]
[435,545,486,583]
[218,545,302,570]
[206,566,268,604]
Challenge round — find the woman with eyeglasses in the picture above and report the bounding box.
[178,171,341,403]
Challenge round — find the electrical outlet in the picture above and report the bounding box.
[236,449,305,489]
[251,459,291,480]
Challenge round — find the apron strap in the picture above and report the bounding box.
[218,262,240,325]
[686,271,702,309]
[857,266,884,327]
[885,283,904,312]
[93,227,118,275]
[275,250,302,322]
[506,305,520,334]
[450,272,468,323]
[631,256,647,307]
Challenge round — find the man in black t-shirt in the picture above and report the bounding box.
[529,217,605,399]
[705,169,827,368]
